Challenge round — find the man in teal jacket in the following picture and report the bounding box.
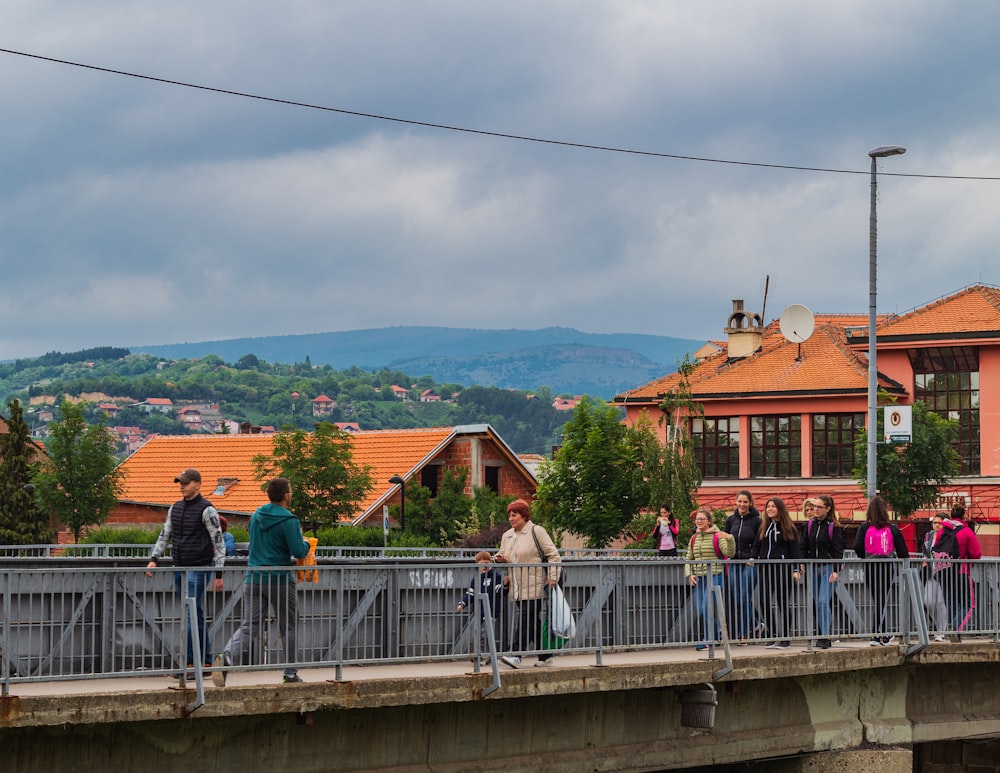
[213,478,311,685]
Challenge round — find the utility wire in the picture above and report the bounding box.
[3,47,1000,181]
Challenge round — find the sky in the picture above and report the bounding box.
[3,2,1000,361]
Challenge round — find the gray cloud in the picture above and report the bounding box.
[3,1,1000,359]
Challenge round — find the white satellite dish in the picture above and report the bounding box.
[779,304,815,344]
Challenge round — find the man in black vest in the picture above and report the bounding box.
[146,468,226,672]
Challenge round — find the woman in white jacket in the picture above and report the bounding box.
[494,499,561,668]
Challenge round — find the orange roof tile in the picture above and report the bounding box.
[875,285,1000,339]
[118,427,459,519]
[616,318,902,404]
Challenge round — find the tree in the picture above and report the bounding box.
[32,401,124,542]
[535,396,647,548]
[853,399,960,517]
[252,422,375,532]
[0,399,44,544]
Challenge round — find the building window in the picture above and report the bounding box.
[421,465,441,497]
[912,347,980,474]
[690,417,740,478]
[750,415,801,478]
[812,413,865,477]
[484,465,500,494]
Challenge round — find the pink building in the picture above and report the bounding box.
[613,286,1000,555]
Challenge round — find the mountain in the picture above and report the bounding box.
[131,326,703,397]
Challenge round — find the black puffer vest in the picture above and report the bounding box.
[169,495,216,566]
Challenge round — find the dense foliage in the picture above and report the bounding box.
[1,349,570,456]
[32,402,125,542]
[853,398,960,517]
[252,422,375,532]
[0,399,44,543]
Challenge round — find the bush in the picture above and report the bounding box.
[80,526,159,544]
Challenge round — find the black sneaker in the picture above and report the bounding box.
[815,639,832,650]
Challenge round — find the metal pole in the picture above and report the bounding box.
[865,145,906,503]
[867,154,879,502]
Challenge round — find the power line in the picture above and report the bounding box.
[3,47,1000,181]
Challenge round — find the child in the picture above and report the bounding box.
[457,551,507,662]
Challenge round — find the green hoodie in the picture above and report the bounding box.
[245,502,311,584]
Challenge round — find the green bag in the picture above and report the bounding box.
[540,619,571,651]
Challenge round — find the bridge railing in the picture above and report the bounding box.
[1,556,997,691]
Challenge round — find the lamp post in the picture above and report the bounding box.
[388,475,405,533]
[867,145,907,503]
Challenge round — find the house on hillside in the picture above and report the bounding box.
[108,425,536,534]
[136,398,173,414]
[312,395,335,416]
[612,285,1000,555]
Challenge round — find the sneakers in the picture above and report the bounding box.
[500,655,521,669]
[695,643,709,651]
[774,641,790,649]
[212,654,227,687]
[534,658,554,667]
[884,636,897,646]
[869,638,883,647]
[933,634,948,643]
[815,639,832,650]
[282,673,304,684]
[764,641,778,648]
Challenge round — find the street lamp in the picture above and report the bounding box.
[388,475,405,533]
[867,145,907,503]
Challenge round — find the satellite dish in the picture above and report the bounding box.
[780,304,815,344]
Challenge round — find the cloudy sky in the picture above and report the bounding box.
[3,2,1000,360]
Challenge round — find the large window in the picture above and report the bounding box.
[812,413,865,477]
[750,415,801,478]
[690,417,740,478]
[912,347,980,474]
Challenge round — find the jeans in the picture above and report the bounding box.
[726,563,758,638]
[174,569,211,666]
[223,580,300,679]
[694,573,724,643]
[811,564,835,637]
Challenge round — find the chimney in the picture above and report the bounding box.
[724,299,764,360]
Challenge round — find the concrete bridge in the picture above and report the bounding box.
[3,554,1000,770]
[3,640,1000,771]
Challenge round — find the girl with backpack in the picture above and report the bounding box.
[749,497,801,649]
[798,495,845,650]
[853,496,909,646]
[921,513,960,642]
[685,508,735,650]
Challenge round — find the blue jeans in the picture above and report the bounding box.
[174,569,211,666]
[726,563,758,638]
[694,573,724,642]
[812,564,835,637]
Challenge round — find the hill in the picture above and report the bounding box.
[131,326,701,397]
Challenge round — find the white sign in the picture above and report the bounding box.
[884,405,912,443]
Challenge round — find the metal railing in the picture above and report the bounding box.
[2,556,997,697]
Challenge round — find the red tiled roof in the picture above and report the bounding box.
[617,317,900,403]
[118,427,457,518]
[875,285,1000,339]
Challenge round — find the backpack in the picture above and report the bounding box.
[710,531,730,560]
[864,525,895,558]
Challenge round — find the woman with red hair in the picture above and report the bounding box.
[494,499,562,668]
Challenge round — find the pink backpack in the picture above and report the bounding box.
[864,525,895,557]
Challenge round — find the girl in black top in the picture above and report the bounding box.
[750,497,801,648]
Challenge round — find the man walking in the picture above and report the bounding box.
[213,478,311,685]
[146,468,226,672]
